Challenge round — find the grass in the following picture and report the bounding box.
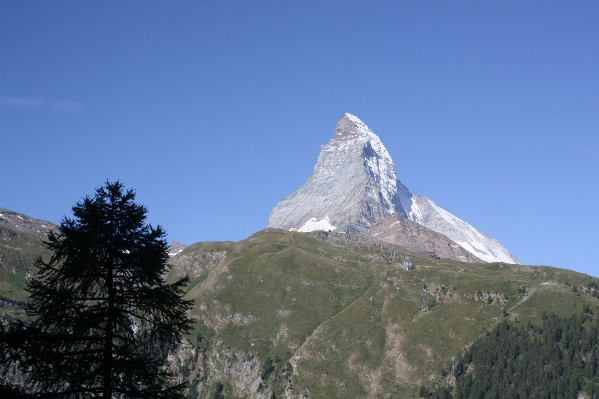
[2,226,598,398]
[164,229,599,398]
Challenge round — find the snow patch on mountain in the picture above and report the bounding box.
[168,241,187,257]
[298,216,336,232]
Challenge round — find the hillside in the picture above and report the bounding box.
[0,207,56,274]
[166,228,599,399]
[0,205,597,398]
[0,207,56,321]
[445,310,599,398]
[1,213,598,398]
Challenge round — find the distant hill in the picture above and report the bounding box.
[0,206,185,322]
[0,207,56,320]
[0,206,56,274]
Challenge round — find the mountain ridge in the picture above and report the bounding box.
[367,213,483,263]
[408,195,521,264]
[0,207,56,276]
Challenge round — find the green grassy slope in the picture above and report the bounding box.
[0,223,53,320]
[0,227,51,274]
[1,224,597,398]
[166,229,599,399]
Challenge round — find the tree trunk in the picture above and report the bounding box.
[103,263,114,398]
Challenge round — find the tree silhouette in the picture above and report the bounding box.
[0,181,193,398]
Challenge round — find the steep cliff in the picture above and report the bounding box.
[268,113,411,234]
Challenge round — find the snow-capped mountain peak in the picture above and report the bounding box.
[268,113,410,233]
[268,114,521,264]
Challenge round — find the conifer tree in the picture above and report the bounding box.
[0,181,193,398]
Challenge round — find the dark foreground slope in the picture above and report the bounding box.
[166,229,599,399]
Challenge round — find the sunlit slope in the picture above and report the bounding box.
[167,229,599,399]
[0,234,47,319]
[0,209,54,320]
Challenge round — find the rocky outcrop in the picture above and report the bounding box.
[168,339,270,399]
[367,213,483,263]
[168,243,233,279]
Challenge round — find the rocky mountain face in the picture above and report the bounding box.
[0,207,56,241]
[268,113,412,234]
[268,113,521,264]
[367,213,483,263]
[168,240,187,257]
[409,195,521,264]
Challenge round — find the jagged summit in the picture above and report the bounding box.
[268,114,521,264]
[334,113,371,139]
[268,113,411,233]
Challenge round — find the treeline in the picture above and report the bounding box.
[427,305,599,398]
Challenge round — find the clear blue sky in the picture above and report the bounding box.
[1,1,598,277]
